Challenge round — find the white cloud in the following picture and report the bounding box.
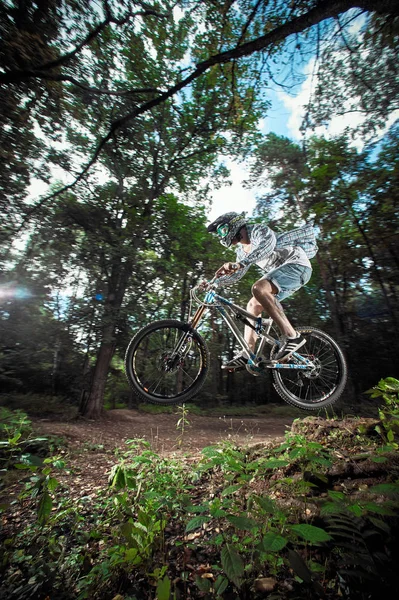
[207,157,257,223]
[278,49,399,149]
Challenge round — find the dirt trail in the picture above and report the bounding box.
[34,409,292,453]
[31,409,293,497]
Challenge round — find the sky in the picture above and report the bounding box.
[207,87,292,223]
[208,63,399,224]
[208,11,398,224]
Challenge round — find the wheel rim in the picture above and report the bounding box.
[130,325,204,399]
[273,331,343,405]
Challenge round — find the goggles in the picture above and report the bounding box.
[216,223,229,238]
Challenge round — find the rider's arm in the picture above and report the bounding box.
[239,224,277,266]
[214,262,250,287]
[214,225,276,287]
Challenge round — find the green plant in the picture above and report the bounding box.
[175,403,191,447]
[0,408,51,475]
[17,454,66,524]
[0,407,32,438]
[367,377,399,448]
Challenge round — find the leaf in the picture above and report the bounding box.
[367,517,390,534]
[210,508,227,518]
[185,516,209,532]
[21,454,44,467]
[260,531,287,552]
[195,575,212,593]
[369,483,399,496]
[290,524,332,544]
[125,548,140,564]
[47,477,59,492]
[348,504,363,517]
[120,521,133,539]
[214,575,229,596]
[221,484,242,496]
[221,544,244,584]
[254,495,275,513]
[226,515,258,530]
[38,491,52,525]
[287,549,312,583]
[363,502,396,516]
[370,456,388,463]
[382,377,399,392]
[156,575,171,600]
[327,490,345,500]
[262,459,289,469]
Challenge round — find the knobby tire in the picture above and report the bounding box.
[125,320,209,405]
[271,326,348,410]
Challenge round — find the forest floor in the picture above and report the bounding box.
[2,406,399,599]
[29,409,292,497]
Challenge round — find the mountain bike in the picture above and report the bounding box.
[125,280,348,410]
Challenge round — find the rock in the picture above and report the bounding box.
[254,577,277,594]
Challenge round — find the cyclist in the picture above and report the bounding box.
[207,212,317,368]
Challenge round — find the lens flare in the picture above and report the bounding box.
[0,283,33,300]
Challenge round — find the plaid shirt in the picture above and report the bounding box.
[215,222,318,287]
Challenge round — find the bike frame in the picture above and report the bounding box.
[189,289,315,371]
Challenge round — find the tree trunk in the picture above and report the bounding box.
[83,327,115,419]
[81,258,132,418]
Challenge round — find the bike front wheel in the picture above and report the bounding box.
[270,326,348,410]
[125,320,209,405]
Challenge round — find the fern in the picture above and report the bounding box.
[326,510,383,590]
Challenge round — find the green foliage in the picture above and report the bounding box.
[175,403,191,447]
[0,407,51,474]
[0,406,32,439]
[3,398,399,598]
[17,455,66,525]
[367,377,399,448]
[221,544,244,586]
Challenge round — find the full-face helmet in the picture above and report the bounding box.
[207,212,247,247]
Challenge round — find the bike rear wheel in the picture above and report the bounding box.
[270,326,347,410]
[125,320,209,405]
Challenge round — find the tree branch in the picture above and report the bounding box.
[0,2,168,85]
[12,72,162,97]
[16,0,399,232]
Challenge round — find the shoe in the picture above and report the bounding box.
[276,334,306,361]
[221,351,248,371]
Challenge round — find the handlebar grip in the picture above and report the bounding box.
[231,262,241,272]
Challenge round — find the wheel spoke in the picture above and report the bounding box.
[128,324,205,400]
[273,328,346,407]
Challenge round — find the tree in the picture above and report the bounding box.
[1,0,399,233]
[245,128,399,394]
[304,12,399,137]
[0,269,82,397]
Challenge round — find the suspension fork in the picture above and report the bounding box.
[189,289,214,330]
[170,303,209,358]
[190,305,208,330]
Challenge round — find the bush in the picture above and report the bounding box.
[0,393,78,418]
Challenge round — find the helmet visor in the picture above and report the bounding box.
[216,223,229,239]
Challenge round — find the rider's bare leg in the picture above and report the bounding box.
[248,279,297,339]
[245,297,263,352]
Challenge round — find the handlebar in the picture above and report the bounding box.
[193,262,242,293]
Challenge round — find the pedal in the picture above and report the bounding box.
[245,357,270,376]
[246,362,262,376]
